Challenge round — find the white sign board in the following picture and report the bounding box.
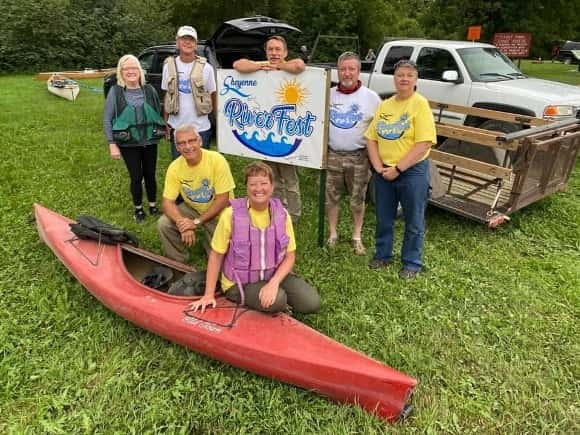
[216,67,329,169]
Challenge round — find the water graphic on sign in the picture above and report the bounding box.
[232,130,301,157]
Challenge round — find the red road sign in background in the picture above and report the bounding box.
[493,33,532,58]
[467,26,481,41]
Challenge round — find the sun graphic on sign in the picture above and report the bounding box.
[276,78,309,106]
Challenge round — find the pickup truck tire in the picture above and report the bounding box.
[479,119,522,166]
[439,119,521,166]
[478,119,521,136]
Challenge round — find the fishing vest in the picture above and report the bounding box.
[222,198,290,287]
[163,56,212,116]
[111,84,165,146]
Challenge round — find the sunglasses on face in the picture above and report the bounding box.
[394,59,417,70]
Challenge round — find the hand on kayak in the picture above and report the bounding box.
[259,281,279,308]
[190,295,216,313]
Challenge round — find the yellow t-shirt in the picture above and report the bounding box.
[364,92,436,166]
[162,149,235,215]
[211,204,296,291]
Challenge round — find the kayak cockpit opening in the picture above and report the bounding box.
[121,246,191,295]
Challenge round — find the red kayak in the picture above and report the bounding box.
[34,203,417,422]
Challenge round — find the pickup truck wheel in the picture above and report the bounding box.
[439,120,521,166]
[478,119,521,135]
[479,120,522,166]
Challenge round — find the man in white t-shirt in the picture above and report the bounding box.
[326,52,380,255]
[162,26,217,159]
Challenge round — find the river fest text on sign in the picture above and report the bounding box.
[216,68,329,169]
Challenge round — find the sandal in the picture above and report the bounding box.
[327,236,338,247]
[351,239,366,256]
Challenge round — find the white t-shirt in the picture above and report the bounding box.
[328,86,380,152]
[161,56,216,132]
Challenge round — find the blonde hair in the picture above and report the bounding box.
[116,54,146,87]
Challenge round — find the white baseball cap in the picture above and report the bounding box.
[177,26,197,40]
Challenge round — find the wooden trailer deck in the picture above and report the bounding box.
[428,102,580,226]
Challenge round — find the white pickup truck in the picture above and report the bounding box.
[328,39,580,133]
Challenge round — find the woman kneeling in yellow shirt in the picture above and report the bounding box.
[190,162,321,314]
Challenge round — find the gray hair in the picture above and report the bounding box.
[174,124,200,138]
[337,51,361,69]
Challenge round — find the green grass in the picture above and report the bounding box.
[0,70,579,434]
[519,59,580,85]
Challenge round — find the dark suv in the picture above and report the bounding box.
[557,40,580,64]
[104,16,301,98]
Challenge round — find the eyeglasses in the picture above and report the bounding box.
[176,138,201,147]
[394,59,417,70]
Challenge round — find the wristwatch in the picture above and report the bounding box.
[193,218,201,226]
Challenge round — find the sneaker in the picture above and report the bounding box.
[399,268,420,279]
[369,258,391,270]
[134,208,146,223]
[327,236,338,248]
[351,239,366,256]
[149,205,160,216]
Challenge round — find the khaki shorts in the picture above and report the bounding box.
[325,148,370,209]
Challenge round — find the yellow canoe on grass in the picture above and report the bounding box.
[47,74,80,102]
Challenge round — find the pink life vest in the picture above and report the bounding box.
[222,198,289,294]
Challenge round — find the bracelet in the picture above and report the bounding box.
[394,165,403,174]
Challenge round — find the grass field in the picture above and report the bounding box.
[0,68,578,434]
[519,59,580,85]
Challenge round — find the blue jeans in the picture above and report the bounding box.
[373,159,430,271]
[170,128,212,160]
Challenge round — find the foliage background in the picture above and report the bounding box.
[1,0,579,72]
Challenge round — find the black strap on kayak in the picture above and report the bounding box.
[70,215,139,246]
[66,215,138,267]
[182,304,249,329]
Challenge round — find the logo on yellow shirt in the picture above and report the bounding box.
[377,113,410,140]
[182,179,214,203]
